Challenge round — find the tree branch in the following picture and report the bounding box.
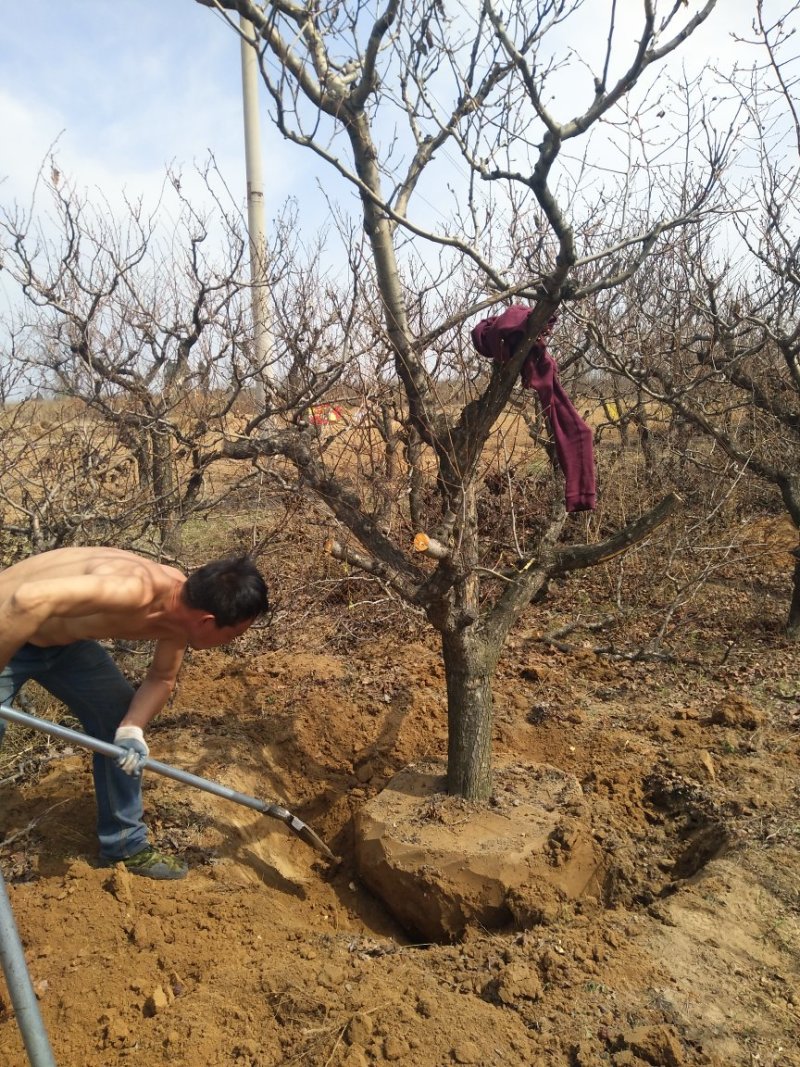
[546,493,682,577]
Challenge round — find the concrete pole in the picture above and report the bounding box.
[239,14,271,401]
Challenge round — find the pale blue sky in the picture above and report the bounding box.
[0,1,305,215]
[0,2,789,250]
[0,3,775,207]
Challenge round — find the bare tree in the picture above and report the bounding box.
[584,2,800,636]
[0,163,271,554]
[189,0,726,799]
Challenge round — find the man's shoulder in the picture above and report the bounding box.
[89,551,184,584]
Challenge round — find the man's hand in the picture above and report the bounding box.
[114,725,149,777]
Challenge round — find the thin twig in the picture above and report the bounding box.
[0,799,71,848]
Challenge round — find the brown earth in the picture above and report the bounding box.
[1,519,799,1067]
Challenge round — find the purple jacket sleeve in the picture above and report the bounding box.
[471,304,596,512]
[522,352,596,512]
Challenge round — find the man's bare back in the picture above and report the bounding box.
[0,546,188,650]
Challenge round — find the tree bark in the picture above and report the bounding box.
[151,427,182,553]
[788,547,800,640]
[779,479,800,639]
[442,626,499,802]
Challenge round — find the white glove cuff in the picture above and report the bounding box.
[115,725,148,749]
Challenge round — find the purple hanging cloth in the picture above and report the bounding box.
[471,304,596,512]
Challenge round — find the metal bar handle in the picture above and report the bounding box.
[0,868,58,1067]
[0,703,272,815]
[0,703,336,860]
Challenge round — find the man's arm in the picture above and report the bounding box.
[113,639,186,775]
[0,609,40,676]
[10,574,150,621]
[119,639,186,731]
[0,577,101,673]
[0,574,151,671]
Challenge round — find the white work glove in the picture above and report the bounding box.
[114,725,149,777]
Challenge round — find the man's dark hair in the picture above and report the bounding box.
[182,556,269,627]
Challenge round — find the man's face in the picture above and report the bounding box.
[187,614,255,650]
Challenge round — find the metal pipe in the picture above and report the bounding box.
[0,704,336,861]
[0,866,57,1067]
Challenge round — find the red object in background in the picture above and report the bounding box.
[309,404,345,425]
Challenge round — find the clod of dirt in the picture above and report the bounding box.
[613,1024,687,1066]
[98,1012,133,1051]
[345,1012,374,1045]
[102,865,133,904]
[491,961,543,1004]
[452,1039,482,1063]
[353,760,606,941]
[707,695,766,730]
[142,985,171,1017]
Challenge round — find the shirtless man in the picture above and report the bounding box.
[0,547,269,879]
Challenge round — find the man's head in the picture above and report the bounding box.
[181,555,269,648]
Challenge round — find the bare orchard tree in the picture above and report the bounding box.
[0,163,269,554]
[0,393,145,552]
[197,0,724,799]
[584,3,800,637]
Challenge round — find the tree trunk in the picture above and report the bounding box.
[779,480,800,640]
[788,546,800,640]
[150,429,182,553]
[117,422,152,492]
[441,627,499,801]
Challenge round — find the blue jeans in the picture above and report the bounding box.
[0,641,148,860]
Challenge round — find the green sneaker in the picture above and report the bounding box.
[111,846,188,881]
